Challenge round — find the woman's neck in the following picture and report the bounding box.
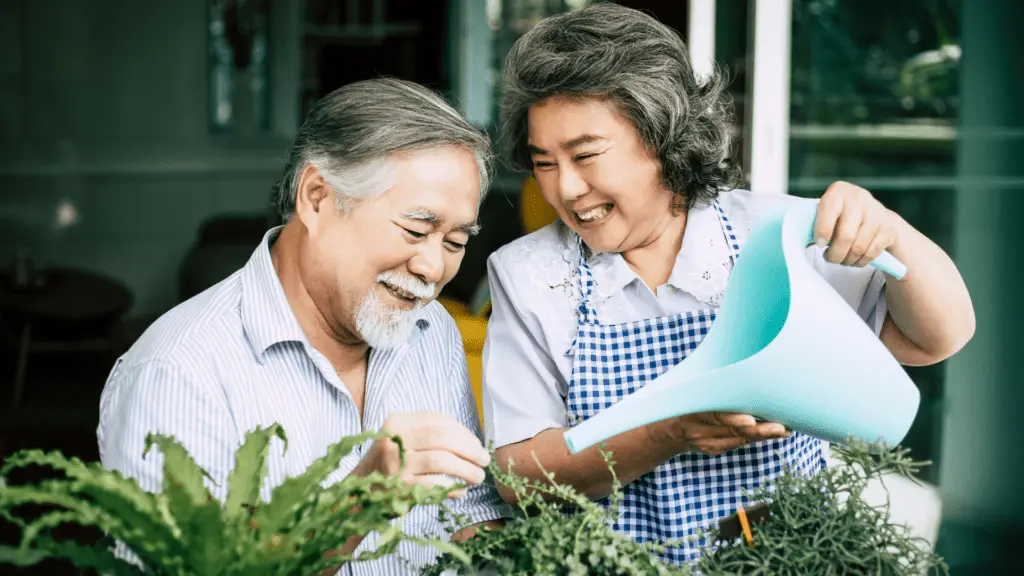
[621,210,687,290]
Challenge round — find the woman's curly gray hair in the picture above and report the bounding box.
[499,2,742,209]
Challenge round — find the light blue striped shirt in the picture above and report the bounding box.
[97,227,505,575]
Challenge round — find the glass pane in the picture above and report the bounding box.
[786,1,962,480]
[788,0,962,189]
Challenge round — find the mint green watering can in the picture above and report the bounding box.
[563,199,918,454]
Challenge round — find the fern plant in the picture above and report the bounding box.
[0,423,468,576]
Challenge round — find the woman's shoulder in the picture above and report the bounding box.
[488,219,582,311]
[489,219,577,274]
[716,188,816,237]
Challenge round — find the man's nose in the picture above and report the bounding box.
[408,240,445,286]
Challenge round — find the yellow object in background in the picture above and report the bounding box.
[521,174,560,236]
[440,175,559,426]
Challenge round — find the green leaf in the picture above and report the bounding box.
[0,539,147,576]
[225,424,287,526]
[144,433,214,511]
[2,482,185,574]
[178,500,233,576]
[254,430,384,534]
[1,451,184,557]
[143,433,231,574]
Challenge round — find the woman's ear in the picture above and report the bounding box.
[294,164,332,235]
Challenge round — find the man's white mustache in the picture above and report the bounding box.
[377,271,435,300]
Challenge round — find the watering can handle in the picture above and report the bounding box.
[804,202,907,280]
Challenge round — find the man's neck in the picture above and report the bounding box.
[270,223,370,374]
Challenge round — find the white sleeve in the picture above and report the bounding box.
[482,253,570,449]
[805,245,889,336]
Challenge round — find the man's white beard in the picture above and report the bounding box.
[354,272,434,349]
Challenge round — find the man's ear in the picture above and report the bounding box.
[294,164,333,235]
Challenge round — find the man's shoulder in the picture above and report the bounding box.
[120,271,246,371]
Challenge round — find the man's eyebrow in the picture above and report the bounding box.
[401,208,438,222]
[401,208,481,236]
[527,134,607,155]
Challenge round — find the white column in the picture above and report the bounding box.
[747,0,793,195]
[451,0,494,128]
[687,0,717,80]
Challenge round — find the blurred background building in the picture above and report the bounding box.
[0,0,1019,572]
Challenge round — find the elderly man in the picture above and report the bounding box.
[97,78,505,575]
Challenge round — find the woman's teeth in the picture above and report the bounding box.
[577,205,611,222]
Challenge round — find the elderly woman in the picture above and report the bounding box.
[481,2,974,566]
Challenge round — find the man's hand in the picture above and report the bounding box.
[353,412,491,498]
[652,412,791,456]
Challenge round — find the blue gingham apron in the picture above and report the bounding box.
[565,199,826,566]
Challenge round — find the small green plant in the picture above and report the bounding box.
[0,423,467,576]
[427,439,949,576]
[695,439,950,576]
[423,448,691,576]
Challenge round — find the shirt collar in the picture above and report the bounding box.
[240,226,309,361]
[239,226,431,362]
[587,201,732,304]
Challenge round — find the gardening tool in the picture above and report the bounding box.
[563,199,918,453]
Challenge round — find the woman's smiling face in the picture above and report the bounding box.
[526,96,676,253]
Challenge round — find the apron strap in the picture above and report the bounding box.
[565,196,743,356]
[713,198,744,263]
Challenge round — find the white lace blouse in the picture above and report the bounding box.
[481,189,889,449]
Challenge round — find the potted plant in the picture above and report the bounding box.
[424,438,950,576]
[0,424,467,575]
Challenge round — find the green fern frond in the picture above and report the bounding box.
[0,538,147,576]
[225,424,287,526]
[1,424,466,576]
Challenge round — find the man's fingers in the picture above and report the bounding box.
[396,415,491,468]
[407,450,487,486]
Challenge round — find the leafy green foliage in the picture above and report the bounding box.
[423,448,691,576]
[427,439,949,576]
[695,439,950,576]
[0,424,467,576]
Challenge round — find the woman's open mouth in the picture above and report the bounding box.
[573,203,614,228]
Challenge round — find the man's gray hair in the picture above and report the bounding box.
[274,77,493,219]
[499,3,742,209]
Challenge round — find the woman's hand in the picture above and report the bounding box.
[812,181,901,268]
[651,412,792,456]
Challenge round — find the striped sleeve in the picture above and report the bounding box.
[97,358,239,500]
